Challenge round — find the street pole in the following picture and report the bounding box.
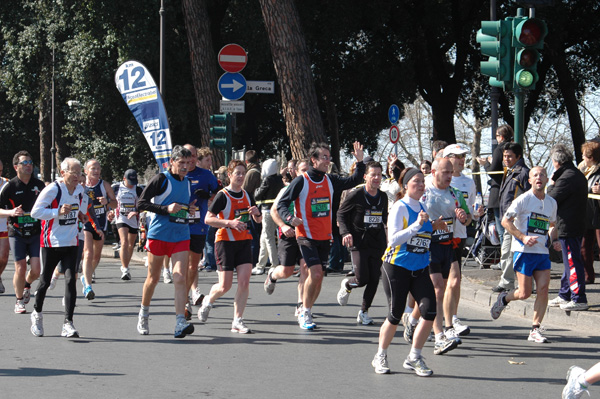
[51,47,56,181]
[159,0,165,95]
[490,0,500,151]
[514,88,524,146]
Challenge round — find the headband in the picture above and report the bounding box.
[402,168,421,186]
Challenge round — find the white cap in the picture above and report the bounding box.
[443,144,470,158]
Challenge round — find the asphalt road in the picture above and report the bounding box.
[0,252,597,398]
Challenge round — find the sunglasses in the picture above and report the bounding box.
[18,160,33,165]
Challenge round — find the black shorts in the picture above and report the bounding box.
[428,243,454,279]
[189,234,207,255]
[452,238,466,267]
[116,223,138,235]
[84,228,106,241]
[296,237,330,268]
[9,235,40,262]
[278,236,302,267]
[215,240,252,271]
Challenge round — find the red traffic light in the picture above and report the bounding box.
[518,20,543,46]
[517,48,539,67]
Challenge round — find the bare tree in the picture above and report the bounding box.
[259,0,326,159]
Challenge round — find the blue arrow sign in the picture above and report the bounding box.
[218,72,247,100]
[388,104,400,124]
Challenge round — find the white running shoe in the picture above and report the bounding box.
[162,268,173,284]
[49,277,58,290]
[120,266,131,281]
[403,356,433,377]
[562,365,589,399]
[174,318,194,338]
[444,327,462,345]
[23,287,31,304]
[137,312,149,335]
[357,310,374,325]
[528,326,549,343]
[30,310,43,337]
[61,321,79,338]
[251,266,265,275]
[14,300,26,314]
[198,301,212,322]
[548,296,569,307]
[337,278,351,306]
[560,301,589,311]
[264,268,276,295]
[453,318,471,336]
[231,318,251,334]
[191,288,204,306]
[372,354,390,374]
[490,291,508,319]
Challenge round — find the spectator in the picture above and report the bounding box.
[420,160,432,175]
[577,140,600,284]
[547,143,589,311]
[243,150,262,267]
[381,155,405,211]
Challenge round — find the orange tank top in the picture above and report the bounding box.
[294,172,333,241]
[215,189,253,242]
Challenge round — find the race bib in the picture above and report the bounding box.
[363,209,383,228]
[94,204,105,217]
[527,212,550,235]
[234,208,250,229]
[188,210,201,224]
[121,203,136,216]
[311,197,330,218]
[59,204,79,226]
[406,232,432,253]
[431,217,453,242]
[169,203,189,224]
[16,212,39,236]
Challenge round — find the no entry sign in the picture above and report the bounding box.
[218,44,248,73]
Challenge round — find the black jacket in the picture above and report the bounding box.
[254,174,284,211]
[498,157,531,216]
[484,142,507,209]
[547,162,588,238]
[337,187,388,251]
[578,162,600,230]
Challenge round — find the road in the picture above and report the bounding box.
[0,254,597,398]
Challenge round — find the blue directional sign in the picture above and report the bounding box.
[388,104,400,124]
[218,72,247,101]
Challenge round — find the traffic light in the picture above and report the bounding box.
[512,16,547,90]
[209,113,231,150]
[476,19,513,90]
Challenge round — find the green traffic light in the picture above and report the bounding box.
[516,70,534,87]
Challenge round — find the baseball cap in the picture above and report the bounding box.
[124,169,138,185]
[443,144,470,158]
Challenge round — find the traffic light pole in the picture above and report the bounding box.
[514,88,525,147]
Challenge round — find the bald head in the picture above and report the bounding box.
[432,158,453,189]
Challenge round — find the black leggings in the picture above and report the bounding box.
[347,248,383,312]
[34,246,78,322]
[380,262,436,325]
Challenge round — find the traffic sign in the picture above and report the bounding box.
[246,81,275,94]
[220,100,245,113]
[389,125,400,144]
[218,44,248,73]
[218,73,247,101]
[388,104,400,124]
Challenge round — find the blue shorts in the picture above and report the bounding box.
[513,252,551,277]
[9,235,40,262]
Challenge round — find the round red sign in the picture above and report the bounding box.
[218,44,248,73]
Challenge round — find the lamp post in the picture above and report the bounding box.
[159,0,165,95]
[51,47,56,181]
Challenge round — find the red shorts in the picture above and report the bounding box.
[146,239,190,257]
[0,231,7,239]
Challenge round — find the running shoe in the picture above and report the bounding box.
[264,268,277,295]
[444,327,462,345]
[357,310,374,325]
[231,318,251,334]
[174,319,194,338]
[298,310,316,330]
[0,277,5,294]
[251,266,265,275]
[403,356,433,377]
[548,296,569,307]
[562,365,588,399]
[61,321,79,338]
[30,310,43,336]
[191,288,205,306]
[490,291,508,319]
[137,313,149,335]
[83,284,95,300]
[185,303,193,321]
[560,301,589,311]
[403,322,416,344]
[120,266,131,281]
[294,303,302,317]
[528,326,549,343]
[433,334,458,355]
[49,276,58,290]
[14,300,26,314]
[23,287,31,304]
[336,278,351,306]
[198,301,212,322]
[371,354,390,374]
[401,312,410,328]
[163,268,173,284]
[453,318,470,336]
[91,272,95,283]
[112,243,121,250]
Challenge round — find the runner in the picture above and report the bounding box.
[336,161,388,325]
[277,141,365,330]
[0,160,10,294]
[263,159,310,316]
[30,157,89,337]
[563,362,600,399]
[136,145,197,338]
[184,145,219,314]
[111,169,143,281]
[371,167,440,376]
[0,151,45,314]
[490,166,559,343]
[199,160,262,333]
[81,159,117,299]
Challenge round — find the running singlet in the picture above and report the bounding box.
[187,167,219,236]
[421,186,460,243]
[294,171,333,241]
[147,171,192,243]
[382,200,432,271]
[86,179,109,230]
[31,181,88,248]
[0,177,8,233]
[0,176,45,237]
[215,188,253,242]
[115,182,140,229]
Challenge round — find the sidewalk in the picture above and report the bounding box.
[103,243,600,332]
